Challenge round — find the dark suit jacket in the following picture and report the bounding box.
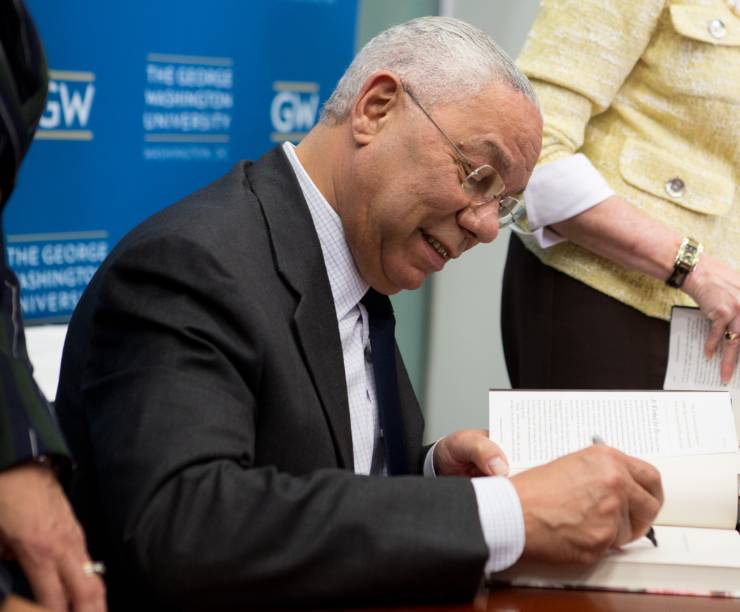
[55,147,488,610]
[0,264,69,473]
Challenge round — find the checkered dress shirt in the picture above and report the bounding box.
[282,142,524,572]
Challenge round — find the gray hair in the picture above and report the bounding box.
[321,16,538,125]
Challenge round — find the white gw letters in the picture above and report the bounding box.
[270,91,319,133]
[40,80,95,129]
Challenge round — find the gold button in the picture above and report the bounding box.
[665,178,685,198]
[708,18,727,38]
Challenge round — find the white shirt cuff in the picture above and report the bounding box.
[423,438,443,477]
[523,153,615,249]
[470,476,526,573]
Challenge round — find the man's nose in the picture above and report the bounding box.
[456,200,500,244]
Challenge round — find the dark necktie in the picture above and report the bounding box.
[361,289,408,476]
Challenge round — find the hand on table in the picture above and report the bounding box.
[0,463,106,612]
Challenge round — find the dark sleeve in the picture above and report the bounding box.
[0,562,11,605]
[0,268,69,475]
[67,235,488,609]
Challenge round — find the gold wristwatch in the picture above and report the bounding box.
[666,237,703,288]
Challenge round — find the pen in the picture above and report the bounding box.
[591,434,658,548]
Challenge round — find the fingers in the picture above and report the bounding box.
[686,254,740,380]
[619,456,663,546]
[704,320,740,383]
[17,553,68,612]
[59,549,107,612]
[435,429,509,477]
[18,523,106,612]
[465,430,509,476]
[704,318,726,360]
[48,505,106,612]
[622,454,663,506]
[720,329,740,383]
[574,447,658,551]
[0,466,107,612]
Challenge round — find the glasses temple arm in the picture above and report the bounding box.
[402,85,474,168]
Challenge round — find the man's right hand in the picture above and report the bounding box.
[510,444,663,564]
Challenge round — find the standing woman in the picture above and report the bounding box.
[503,0,740,389]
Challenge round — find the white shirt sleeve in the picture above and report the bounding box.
[523,153,616,249]
[470,477,526,573]
[423,442,526,573]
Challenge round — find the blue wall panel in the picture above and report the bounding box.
[7,0,358,322]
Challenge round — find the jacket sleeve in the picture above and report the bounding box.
[65,234,488,609]
[0,267,69,474]
[518,0,666,165]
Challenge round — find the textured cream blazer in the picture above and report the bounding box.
[518,0,740,319]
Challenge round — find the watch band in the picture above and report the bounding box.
[666,237,703,288]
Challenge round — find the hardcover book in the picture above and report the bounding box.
[489,389,740,598]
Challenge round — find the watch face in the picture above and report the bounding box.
[668,238,702,288]
[679,238,703,270]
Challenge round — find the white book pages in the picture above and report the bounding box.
[664,307,740,436]
[489,390,738,529]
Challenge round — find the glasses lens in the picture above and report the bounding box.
[461,165,505,203]
[498,196,525,228]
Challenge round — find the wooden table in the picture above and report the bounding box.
[477,588,740,611]
[303,588,740,611]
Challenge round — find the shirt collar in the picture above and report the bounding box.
[282,142,368,320]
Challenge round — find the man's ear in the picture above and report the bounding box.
[351,72,402,145]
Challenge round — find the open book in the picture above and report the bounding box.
[664,306,740,487]
[489,389,740,597]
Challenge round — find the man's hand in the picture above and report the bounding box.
[0,463,106,612]
[433,429,509,477]
[511,445,663,564]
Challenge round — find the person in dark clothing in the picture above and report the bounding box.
[0,2,105,610]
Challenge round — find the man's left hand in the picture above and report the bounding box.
[433,429,509,477]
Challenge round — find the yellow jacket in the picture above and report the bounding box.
[518,0,740,319]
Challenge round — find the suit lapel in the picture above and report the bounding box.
[243,147,354,471]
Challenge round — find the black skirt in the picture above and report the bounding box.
[501,234,670,389]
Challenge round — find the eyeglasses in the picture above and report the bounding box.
[402,84,526,229]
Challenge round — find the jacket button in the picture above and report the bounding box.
[708,18,727,38]
[665,178,685,198]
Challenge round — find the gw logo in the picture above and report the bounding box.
[270,81,319,143]
[37,70,95,141]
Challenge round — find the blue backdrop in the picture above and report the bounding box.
[6,0,359,322]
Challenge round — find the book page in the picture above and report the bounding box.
[489,390,739,529]
[496,525,740,597]
[664,306,740,436]
[615,525,740,565]
[489,390,737,467]
[650,454,737,528]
